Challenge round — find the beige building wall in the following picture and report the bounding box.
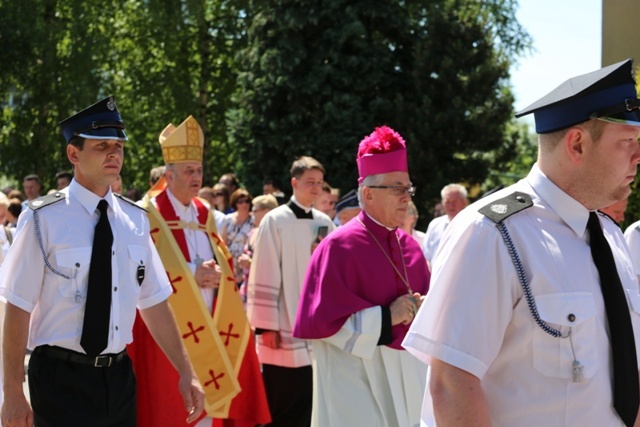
[602,0,640,67]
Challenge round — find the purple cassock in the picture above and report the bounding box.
[294,210,430,349]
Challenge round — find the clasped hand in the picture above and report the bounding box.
[195,259,221,289]
[390,292,424,325]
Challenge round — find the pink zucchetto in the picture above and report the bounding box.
[356,126,408,185]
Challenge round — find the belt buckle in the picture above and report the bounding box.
[94,355,112,367]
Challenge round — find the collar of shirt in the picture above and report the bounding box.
[526,163,589,238]
[69,179,115,216]
[166,187,197,222]
[364,211,396,231]
[290,195,312,213]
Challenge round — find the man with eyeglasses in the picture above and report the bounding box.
[247,156,335,426]
[294,126,430,426]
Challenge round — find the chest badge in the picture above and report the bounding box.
[137,264,145,286]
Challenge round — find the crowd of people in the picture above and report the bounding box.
[2,58,640,427]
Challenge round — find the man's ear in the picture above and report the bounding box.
[66,144,80,166]
[564,127,587,164]
[291,177,297,192]
[362,187,373,202]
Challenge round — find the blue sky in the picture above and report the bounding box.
[511,0,602,112]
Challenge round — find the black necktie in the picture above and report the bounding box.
[587,211,639,426]
[80,199,113,357]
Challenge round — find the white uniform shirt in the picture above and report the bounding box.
[624,221,640,278]
[421,214,449,262]
[403,164,640,427]
[0,180,172,354]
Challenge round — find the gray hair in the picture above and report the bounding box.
[441,183,467,200]
[357,174,385,208]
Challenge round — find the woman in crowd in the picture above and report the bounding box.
[237,194,278,302]
[6,198,22,228]
[401,201,427,256]
[212,182,233,214]
[221,189,254,286]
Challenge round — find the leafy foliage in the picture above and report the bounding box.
[0,0,247,192]
[229,0,531,228]
[1,0,529,227]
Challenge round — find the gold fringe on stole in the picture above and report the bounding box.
[141,194,241,413]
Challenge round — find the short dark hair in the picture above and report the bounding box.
[263,177,282,190]
[8,198,22,218]
[68,136,85,149]
[125,188,141,201]
[218,173,239,190]
[289,156,325,179]
[23,174,41,185]
[55,170,73,181]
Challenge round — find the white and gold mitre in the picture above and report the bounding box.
[159,115,204,164]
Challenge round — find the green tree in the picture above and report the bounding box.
[0,0,247,193]
[480,119,537,196]
[229,0,531,227]
[100,0,249,191]
[0,0,112,189]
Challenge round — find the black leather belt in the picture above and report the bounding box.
[34,345,126,368]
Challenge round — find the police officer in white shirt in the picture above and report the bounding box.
[404,59,640,426]
[0,97,204,427]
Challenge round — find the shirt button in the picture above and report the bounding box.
[114,287,118,292]
[112,251,115,256]
[115,326,119,331]
[567,313,576,322]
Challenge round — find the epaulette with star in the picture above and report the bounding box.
[114,193,148,212]
[27,192,65,211]
[478,191,533,224]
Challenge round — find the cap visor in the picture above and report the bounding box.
[598,110,640,127]
[77,128,128,141]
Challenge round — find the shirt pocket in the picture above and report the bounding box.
[55,247,92,298]
[128,245,146,293]
[532,292,598,380]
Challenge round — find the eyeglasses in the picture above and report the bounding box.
[368,185,416,197]
[214,193,225,197]
[237,199,251,204]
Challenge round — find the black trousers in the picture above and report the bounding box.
[261,364,312,427]
[28,350,136,427]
